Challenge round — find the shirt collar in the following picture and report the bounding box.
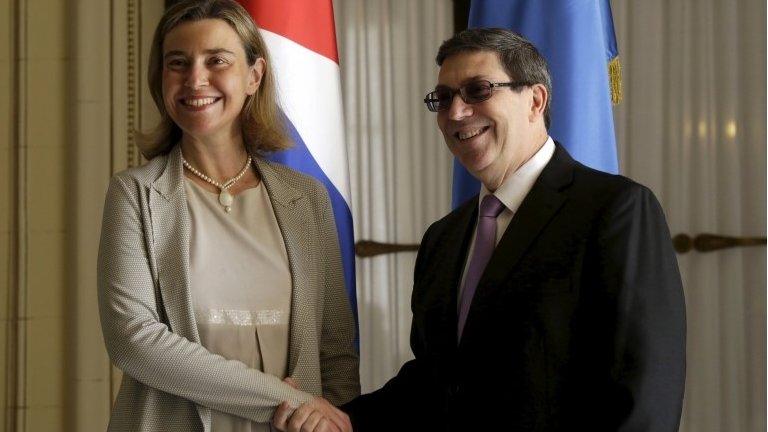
[479,136,556,213]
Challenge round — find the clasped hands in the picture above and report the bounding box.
[272,377,353,432]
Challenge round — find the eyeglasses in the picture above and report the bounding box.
[423,79,532,112]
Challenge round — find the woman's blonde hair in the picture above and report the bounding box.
[139,0,290,159]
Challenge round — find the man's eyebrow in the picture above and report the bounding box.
[163,48,236,59]
[436,75,489,88]
[460,75,488,84]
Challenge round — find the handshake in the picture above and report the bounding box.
[272,377,353,432]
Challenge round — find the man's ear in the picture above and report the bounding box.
[246,57,266,96]
[529,83,548,123]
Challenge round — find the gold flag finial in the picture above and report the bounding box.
[608,57,622,105]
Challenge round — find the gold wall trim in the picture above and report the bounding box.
[7,0,28,430]
[127,0,140,169]
[355,240,419,257]
[69,0,122,427]
[673,233,767,253]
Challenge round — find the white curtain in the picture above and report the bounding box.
[334,2,766,430]
[613,0,766,431]
[333,0,454,392]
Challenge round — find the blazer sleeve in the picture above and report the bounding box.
[314,184,361,405]
[595,183,686,431]
[97,175,314,423]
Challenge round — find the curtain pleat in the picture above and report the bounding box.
[334,0,453,392]
[613,0,766,431]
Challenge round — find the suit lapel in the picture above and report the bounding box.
[149,145,200,342]
[443,201,478,311]
[423,199,477,351]
[460,144,575,340]
[252,158,314,378]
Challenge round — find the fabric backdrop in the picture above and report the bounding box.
[334,2,766,431]
[333,0,453,392]
[612,1,766,431]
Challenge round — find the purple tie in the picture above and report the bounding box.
[458,194,505,340]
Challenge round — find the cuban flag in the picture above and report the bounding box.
[239,1,358,335]
[453,0,621,207]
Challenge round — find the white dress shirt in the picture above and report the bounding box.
[458,136,556,297]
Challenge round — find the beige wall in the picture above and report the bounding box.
[2,0,162,430]
[29,0,68,426]
[3,0,70,429]
[1,0,11,428]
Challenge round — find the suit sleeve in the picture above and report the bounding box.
[595,184,686,431]
[314,184,361,405]
[342,225,439,431]
[97,175,314,423]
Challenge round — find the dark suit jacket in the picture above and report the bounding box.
[344,144,685,431]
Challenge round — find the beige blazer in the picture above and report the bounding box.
[97,145,360,432]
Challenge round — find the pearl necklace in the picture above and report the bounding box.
[182,154,252,213]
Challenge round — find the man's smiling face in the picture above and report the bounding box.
[436,50,539,189]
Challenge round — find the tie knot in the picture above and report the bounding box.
[479,194,505,218]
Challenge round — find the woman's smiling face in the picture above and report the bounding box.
[162,18,264,142]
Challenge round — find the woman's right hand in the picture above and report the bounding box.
[272,396,352,432]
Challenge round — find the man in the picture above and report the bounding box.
[275,28,686,432]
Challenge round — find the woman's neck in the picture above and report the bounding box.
[180,133,250,182]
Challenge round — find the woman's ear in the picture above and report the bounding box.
[247,57,266,95]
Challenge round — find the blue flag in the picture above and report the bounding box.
[453,0,620,207]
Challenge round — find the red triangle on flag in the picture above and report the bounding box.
[240,0,339,64]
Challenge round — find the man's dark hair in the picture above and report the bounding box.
[436,28,553,129]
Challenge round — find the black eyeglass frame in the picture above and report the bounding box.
[423,80,533,112]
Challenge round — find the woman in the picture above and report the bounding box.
[97,1,359,431]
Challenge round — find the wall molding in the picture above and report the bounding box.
[68,0,114,429]
[126,0,141,169]
[6,0,28,430]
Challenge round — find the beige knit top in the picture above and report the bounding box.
[186,178,292,432]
